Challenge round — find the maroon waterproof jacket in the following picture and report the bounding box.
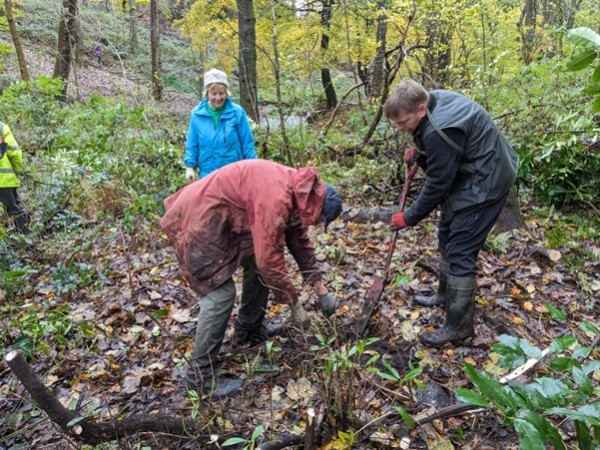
[160,160,325,305]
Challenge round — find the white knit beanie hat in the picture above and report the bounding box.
[203,68,229,89]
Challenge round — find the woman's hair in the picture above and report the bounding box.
[384,79,429,118]
[204,83,232,98]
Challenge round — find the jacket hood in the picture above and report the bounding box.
[293,167,327,226]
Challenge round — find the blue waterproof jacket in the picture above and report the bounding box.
[184,97,257,178]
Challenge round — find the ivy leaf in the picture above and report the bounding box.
[572,367,594,396]
[514,418,545,450]
[582,360,600,376]
[464,363,515,413]
[493,335,528,369]
[544,303,566,322]
[511,383,545,410]
[578,403,600,419]
[251,425,265,440]
[592,96,600,114]
[394,406,416,429]
[532,377,570,407]
[546,405,600,426]
[549,356,578,372]
[574,420,593,450]
[582,83,600,95]
[517,410,566,450]
[580,321,599,334]
[400,365,423,384]
[566,27,600,49]
[567,49,597,71]
[222,437,247,446]
[455,388,489,407]
[66,416,86,427]
[593,64,600,82]
[550,334,576,352]
[519,339,542,359]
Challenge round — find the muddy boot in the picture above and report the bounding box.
[232,323,283,348]
[186,372,243,399]
[15,214,30,235]
[419,275,475,347]
[414,259,448,307]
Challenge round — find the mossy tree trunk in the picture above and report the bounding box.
[237,0,258,122]
[53,0,78,95]
[3,0,29,81]
[320,0,337,110]
[495,186,526,234]
[150,0,162,101]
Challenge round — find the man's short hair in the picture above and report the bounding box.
[384,79,429,118]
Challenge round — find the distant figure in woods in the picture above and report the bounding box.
[184,68,257,184]
[0,121,30,234]
[384,79,519,347]
[94,44,102,64]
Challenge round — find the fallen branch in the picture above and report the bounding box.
[528,247,562,263]
[4,350,203,445]
[256,433,304,450]
[417,402,482,425]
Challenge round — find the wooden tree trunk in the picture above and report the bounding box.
[494,185,526,233]
[3,0,30,81]
[129,0,139,56]
[269,2,291,164]
[150,0,162,100]
[53,0,78,95]
[519,0,537,64]
[320,0,337,110]
[361,2,421,145]
[423,12,452,87]
[237,0,259,122]
[367,13,387,101]
[74,0,84,67]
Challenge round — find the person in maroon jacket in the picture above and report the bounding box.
[160,159,342,398]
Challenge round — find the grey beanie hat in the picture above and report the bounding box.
[203,68,229,89]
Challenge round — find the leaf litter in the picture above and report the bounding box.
[0,199,598,449]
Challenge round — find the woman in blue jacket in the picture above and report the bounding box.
[184,69,257,183]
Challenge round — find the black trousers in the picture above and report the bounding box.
[0,188,27,217]
[437,194,509,277]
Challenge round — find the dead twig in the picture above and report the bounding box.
[257,433,304,450]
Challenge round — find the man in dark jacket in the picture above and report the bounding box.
[160,160,342,398]
[384,79,519,347]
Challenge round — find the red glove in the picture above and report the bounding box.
[391,211,408,230]
[404,147,417,166]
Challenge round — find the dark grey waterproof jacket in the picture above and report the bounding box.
[404,90,519,225]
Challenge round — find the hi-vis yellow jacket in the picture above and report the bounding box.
[0,121,22,188]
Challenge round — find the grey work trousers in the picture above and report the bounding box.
[188,257,269,383]
[0,188,27,217]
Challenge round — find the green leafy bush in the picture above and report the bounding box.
[564,27,600,112]
[0,77,184,226]
[456,320,600,450]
